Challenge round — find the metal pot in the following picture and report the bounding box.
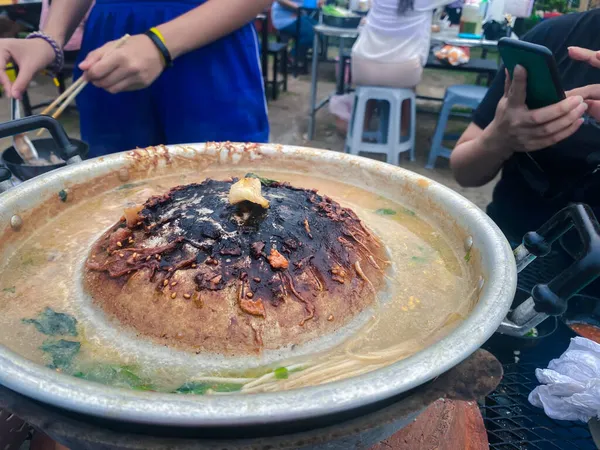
[1,137,88,182]
[0,116,598,433]
[0,115,83,186]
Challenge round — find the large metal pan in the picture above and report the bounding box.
[0,116,598,432]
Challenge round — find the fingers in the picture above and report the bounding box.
[566,84,600,102]
[84,51,121,83]
[586,100,600,121]
[0,51,13,97]
[568,46,600,69]
[11,61,37,100]
[526,95,584,126]
[527,101,587,137]
[104,78,141,94]
[506,65,527,107]
[503,68,510,97]
[525,118,584,151]
[78,46,105,72]
[91,67,129,91]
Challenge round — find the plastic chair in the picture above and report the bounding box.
[346,86,416,165]
[426,84,488,169]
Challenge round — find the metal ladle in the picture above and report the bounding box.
[10,98,39,163]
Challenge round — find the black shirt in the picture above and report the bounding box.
[472,9,600,243]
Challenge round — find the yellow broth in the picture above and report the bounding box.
[0,170,476,393]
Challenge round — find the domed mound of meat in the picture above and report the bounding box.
[84,176,388,354]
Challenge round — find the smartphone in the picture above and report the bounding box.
[498,38,565,109]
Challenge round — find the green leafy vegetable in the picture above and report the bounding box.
[375,208,396,215]
[23,307,78,336]
[175,381,243,395]
[274,367,289,379]
[411,256,427,263]
[58,189,68,202]
[524,328,538,338]
[74,365,154,391]
[116,181,146,191]
[403,208,416,216]
[2,287,15,294]
[464,249,471,263]
[40,339,80,369]
[244,173,278,187]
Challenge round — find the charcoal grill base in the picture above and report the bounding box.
[0,350,501,450]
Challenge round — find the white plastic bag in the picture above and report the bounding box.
[328,94,355,135]
[529,337,600,422]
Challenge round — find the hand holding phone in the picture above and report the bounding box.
[498,38,565,110]
[487,64,587,153]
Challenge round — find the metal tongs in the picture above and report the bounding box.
[498,204,600,336]
[10,98,39,163]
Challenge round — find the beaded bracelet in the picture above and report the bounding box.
[26,31,64,74]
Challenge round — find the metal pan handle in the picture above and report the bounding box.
[0,166,12,193]
[498,203,600,336]
[0,115,81,163]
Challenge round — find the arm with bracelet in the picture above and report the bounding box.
[79,0,273,93]
[0,0,94,99]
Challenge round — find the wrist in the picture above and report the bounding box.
[25,31,64,73]
[144,28,173,68]
[481,120,515,161]
[39,28,66,49]
[155,24,183,60]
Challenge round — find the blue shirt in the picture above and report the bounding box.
[271,0,301,30]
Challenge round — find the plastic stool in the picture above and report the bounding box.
[426,84,488,169]
[346,86,416,164]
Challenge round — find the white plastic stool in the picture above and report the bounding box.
[346,86,416,164]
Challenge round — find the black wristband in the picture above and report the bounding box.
[144,29,173,68]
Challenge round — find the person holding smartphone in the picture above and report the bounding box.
[0,0,271,158]
[450,8,600,297]
[450,9,600,239]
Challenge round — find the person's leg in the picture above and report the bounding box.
[296,15,316,49]
[155,23,269,144]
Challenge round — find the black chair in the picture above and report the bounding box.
[267,41,289,100]
[256,13,289,101]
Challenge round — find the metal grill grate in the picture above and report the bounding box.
[481,363,596,450]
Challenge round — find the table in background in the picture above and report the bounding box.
[308,23,359,140]
[430,27,499,48]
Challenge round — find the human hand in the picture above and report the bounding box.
[79,34,165,94]
[487,65,587,155]
[0,38,55,99]
[566,85,600,121]
[568,46,600,69]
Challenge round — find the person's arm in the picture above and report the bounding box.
[450,123,513,187]
[451,66,586,187]
[79,0,273,93]
[157,0,275,60]
[0,0,93,98]
[41,0,93,48]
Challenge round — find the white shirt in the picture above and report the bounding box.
[358,0,453,65]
